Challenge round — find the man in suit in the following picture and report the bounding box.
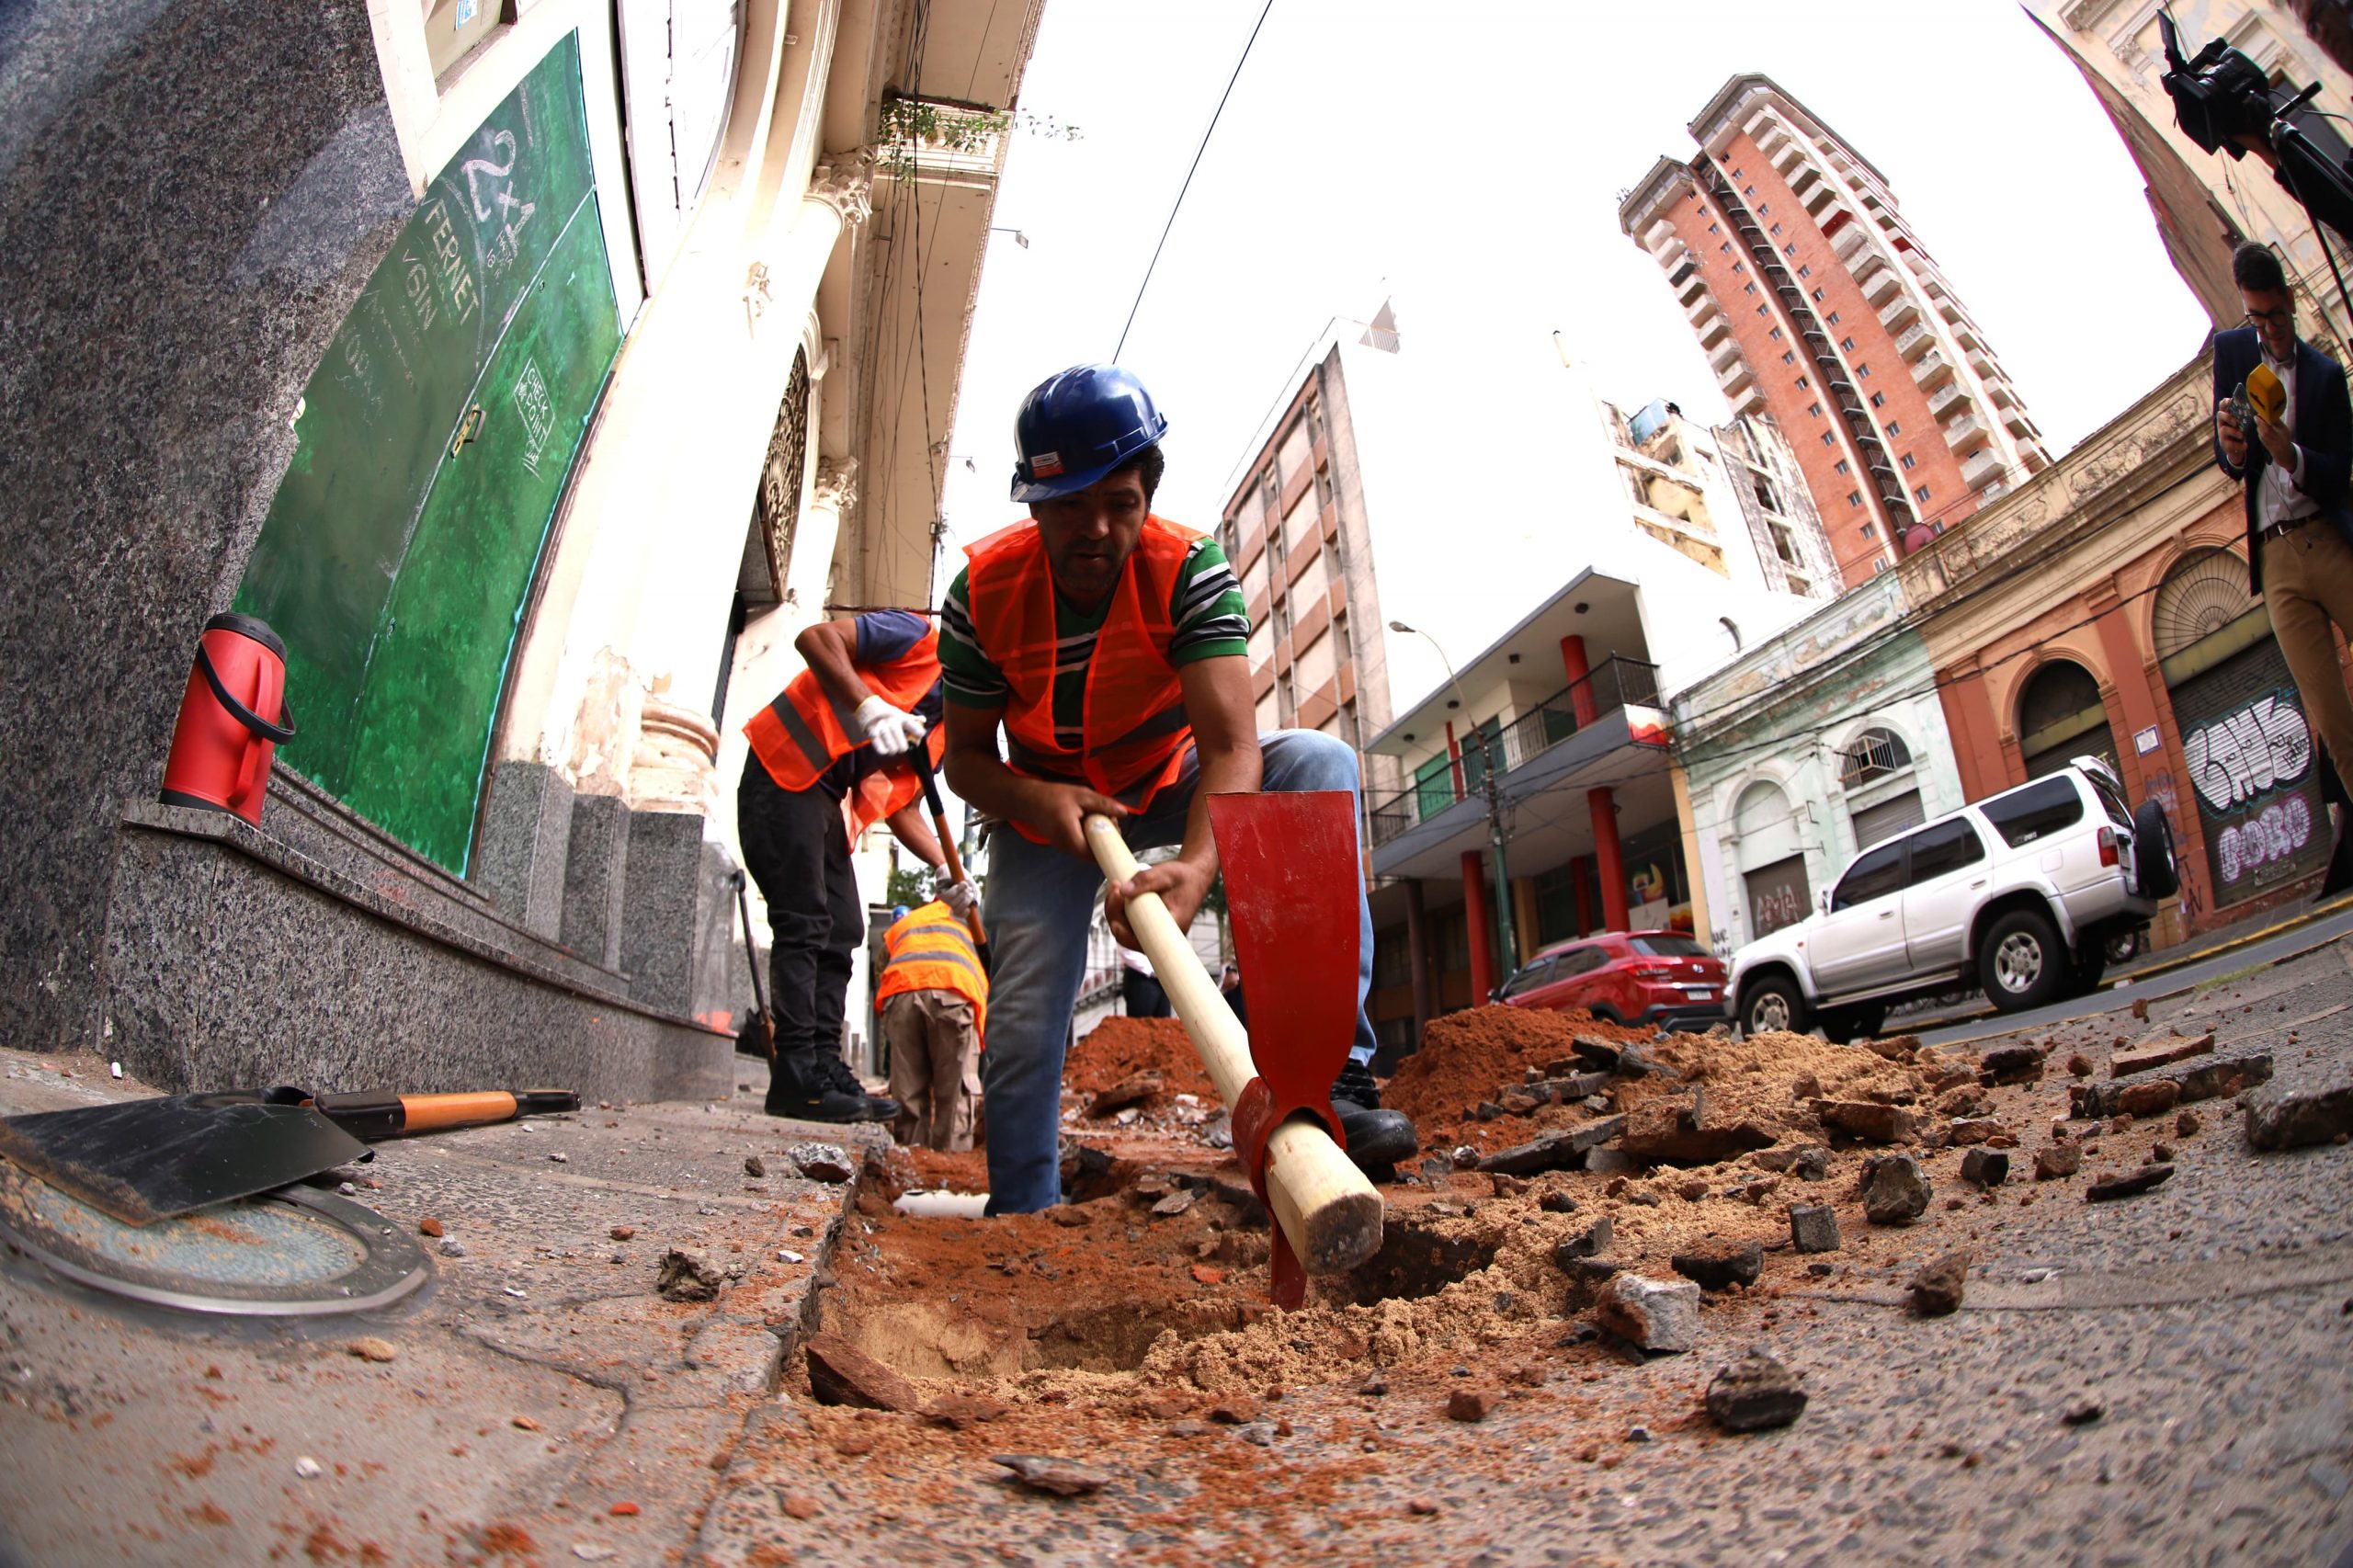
[2212,241,2353,894]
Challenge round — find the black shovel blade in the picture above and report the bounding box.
[0,1096,369,1226]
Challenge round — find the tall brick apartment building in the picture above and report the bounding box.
[1620,74,2052,588]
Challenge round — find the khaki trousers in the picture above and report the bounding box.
[2262,524,2353,801]
[882,990,981,1151]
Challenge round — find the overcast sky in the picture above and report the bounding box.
[935,0,2216,579]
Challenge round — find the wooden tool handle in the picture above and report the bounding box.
[1084,815,1384,1275]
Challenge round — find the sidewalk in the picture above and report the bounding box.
[0,1050,873,1566]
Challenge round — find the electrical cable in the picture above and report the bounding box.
[1110,0,1276,362]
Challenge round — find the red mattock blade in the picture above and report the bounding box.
[1206,790,1361,1118]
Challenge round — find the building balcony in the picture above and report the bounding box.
[1927,381,1970,422]
[1912,349,1955,392]
[1365,657,1666,858]
[1878,292,1918,332]
[2003,404,2036,437]
[1966,347,1997,381]
[1986,378,2017,410]
[1943,413,1985,447]
[1694,303,1730,349]
[1801,178,1836,218]
[1961,448,2004,487]
[1733,381,1768,417]
[1952,319,1982,352]
[1894,323,1933,362]
[1709,335,1743,373]
[1978,478,2008,502]
[1856,257,1899,305]
[1722,358,1756,396]
[1832,222,1868,262]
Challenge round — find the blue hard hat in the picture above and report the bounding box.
[892,904,911,922]
[1010,364,1168,502]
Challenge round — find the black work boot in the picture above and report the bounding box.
[1330,1059,1417,1171]
[766,1049,898,1123]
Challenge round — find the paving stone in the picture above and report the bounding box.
[2086,1163,2176,1201]
[1862,1155,1930,1224]
[1569,1035,1623,1072]
[1445,1387,1501,1422]
[1979,1045,2044,1085]
[1477,1116,1627,1175]
[2109,1031,2216,1078]
[1705,1349,1809,1432]
[1671,1240,1763,1291]
[656,1249,723,1302]
[1910,1249,1971,1316]
[1594,1273,1701,1353]
[2243,1079,2353,1152]
[1961,1148,2009,1188]
[1789,1203,1842,1254]
[1620,1091,1774,1164]
[789,1142,855,1183]
[805,1333,922,1412]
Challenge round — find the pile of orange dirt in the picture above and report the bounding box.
[904,1147,989,1192]
[1381,1006,1652,1128]
[1062,1015,1218,1101]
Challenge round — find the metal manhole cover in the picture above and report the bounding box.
[0,1157,429,1316]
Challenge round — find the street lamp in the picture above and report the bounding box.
[989,226,1031,249]
[1389,620,1518,985]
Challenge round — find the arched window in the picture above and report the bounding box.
[2153,550,2257,661]
[1837,726,1912,789]
[2018,659,2116,778]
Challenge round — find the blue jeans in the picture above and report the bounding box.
[979,729,1377,1213]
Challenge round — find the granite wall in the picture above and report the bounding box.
[0,0,409,1053]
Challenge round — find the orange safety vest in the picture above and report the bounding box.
[874,901,988,1039]
[962,515,1203,827]
[745,623,945,837]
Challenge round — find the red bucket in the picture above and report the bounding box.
[159,613,297,825]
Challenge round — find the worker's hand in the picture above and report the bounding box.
[1020,781,1130,859]
[855,695,927,756]
[1108,857,1213,950]
[2256,415,2296,470]
[938,877,982,919]
[2216,403,2249,466]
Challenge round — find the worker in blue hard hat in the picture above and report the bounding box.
[937,364,1418,1212]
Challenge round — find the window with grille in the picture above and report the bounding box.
[1838,726,1914,788]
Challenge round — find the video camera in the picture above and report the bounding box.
[2160,12,2353,245]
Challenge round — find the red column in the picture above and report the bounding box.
[1561,633,1598,725]
[1569,853,1594,935]
[1590,787,1630,932]
[1461,850,1497,1003]
[2089,581,2165,801]
[1444,721,1465,799]
[1937,655,2007,802]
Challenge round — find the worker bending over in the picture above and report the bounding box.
[940,364,1418,1212]
[741,611,977,1121]
[875,898,988,1150]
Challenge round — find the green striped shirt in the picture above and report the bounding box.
[938,536,1249,746]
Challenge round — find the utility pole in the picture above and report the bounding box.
[1393,620,1518,983]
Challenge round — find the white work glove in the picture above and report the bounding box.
[938,877,981,919]
[854,695,927,757]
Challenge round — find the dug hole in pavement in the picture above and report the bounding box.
[11,956,2353,1565]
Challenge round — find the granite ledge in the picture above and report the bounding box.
[116,800,730,1040]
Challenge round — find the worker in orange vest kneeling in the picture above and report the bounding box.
[875,900,989,1150]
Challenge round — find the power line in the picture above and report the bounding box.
[1111,0,1276,362]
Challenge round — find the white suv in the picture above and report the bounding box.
[1728,758,2178,1040]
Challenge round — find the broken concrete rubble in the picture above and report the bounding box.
[1705,1349,1809,1432]
[1552,1215,1613,1267]
[992,1455,1114,1496]
[790,1142,855,1183]
[2086,1164,2176,1200]
[656,1248,723,1302]
[1961,1148,2009,1188]
[1910,1250,1971,1316]
[1594,1273,1701,1353]
[1620,1090,1775,1165]
[2034,1142,2083,1179]
[1789,1203,1841,1254]
[805,1333,922,1412]
[1475,1116,1627,1175]
[1814,1099,1924,1145]
[2109,1031,2216,1078]
[2072,1053,2273,1119]
[1671,1241,1763,1291]
[1862,1155,1929,1224]
[2243,1079,2353,1152]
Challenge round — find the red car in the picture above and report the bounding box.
[1495,931,1729,1030]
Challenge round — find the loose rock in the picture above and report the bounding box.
[1815,1100,1924,1145]
[1670,1241,1763,1292]
[992,1455,1114,1496]
[2033,1142,2083,1181]
[1445,1387,1501,1422]
[610,1226,635,1242]
[655,1249,723,1303]
[1620,1095,1773,1165]
[1961,1147,2009,1187]
[2086,1164,2175,1201]
[2073,1052,2272,1119]
[1979,1045,2043,1085]
[1476,1117,1627,1175]
[2109,1031,2216,1078]
[1910,1249,1971,1316]
[1150,1188,1198,1217]
[790,1143,856,1184]
[743,1155,767,1178]
[1862,1155,1930,1225]
[1045,1205,1093,1228]
[347,1337,398,1364]
[1551,1215,1614,1267]
[1705,1348,1809,1432]
[1789,1203,1841,1254]
[805,1333,923,1411]
[1087,1070,1163,1119]
[418,1218,444,1238]
[779,1494,822,1520]
[2176,1108,2201,1137]
[1594,1273,1701,1354]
